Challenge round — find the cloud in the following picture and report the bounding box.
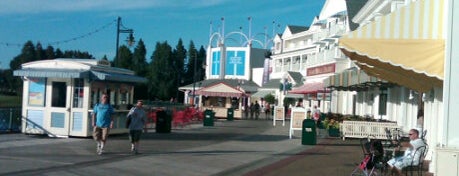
[0,0,231,15]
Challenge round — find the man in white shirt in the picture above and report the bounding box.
[387,129,426,176]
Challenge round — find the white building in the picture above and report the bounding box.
[270,0,353,113]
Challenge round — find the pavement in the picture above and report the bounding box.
[0,118,363,176]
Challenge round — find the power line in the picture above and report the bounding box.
[0,19,117,48]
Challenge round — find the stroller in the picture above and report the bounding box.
[351,138,385,176]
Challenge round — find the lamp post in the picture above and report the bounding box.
[192,52,198,106]
[115,16,135,66]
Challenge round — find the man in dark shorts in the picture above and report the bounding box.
[126,100,147,154]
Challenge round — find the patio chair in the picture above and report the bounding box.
[403,145,428,176]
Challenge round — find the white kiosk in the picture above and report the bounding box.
[14,58,147,137]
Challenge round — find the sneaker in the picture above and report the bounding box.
[96,145,101,154]
[98,148,104,155]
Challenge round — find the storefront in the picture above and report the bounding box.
[13,59,147,137]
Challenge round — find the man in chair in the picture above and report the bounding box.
[387,129,426,176]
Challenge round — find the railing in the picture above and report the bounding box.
[341,121,399,140]
[0,108,22,133]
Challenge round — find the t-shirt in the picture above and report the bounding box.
[93,103,114,128]
[404,138,426,164]
[127,107,147,130]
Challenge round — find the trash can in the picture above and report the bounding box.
[227,108,234,121]
[204,109,214,126]
[156,109,171,133]
[302,119,317,145]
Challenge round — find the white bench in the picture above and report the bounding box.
[341,121,399,140]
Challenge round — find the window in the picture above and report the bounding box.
[28,78,46,106]
[73,79,84,108]
[51,82,67,107]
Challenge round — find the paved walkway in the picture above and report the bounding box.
[0,119,362,176]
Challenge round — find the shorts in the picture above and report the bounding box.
[387,156,411,170]
[93,127,110,141]
[129,130,142,143]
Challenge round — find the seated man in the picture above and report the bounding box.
[387,129,426,176]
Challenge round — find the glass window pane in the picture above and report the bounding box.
[52,82,67,107]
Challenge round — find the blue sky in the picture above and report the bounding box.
[0,0,324,69]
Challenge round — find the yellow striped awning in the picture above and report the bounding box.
[339,0,445,92]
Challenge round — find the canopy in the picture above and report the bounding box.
[251,90,274,98]
[289,82,326,94]
[324,68,389,91]
[339,0,445,92]
[195,82,246,98]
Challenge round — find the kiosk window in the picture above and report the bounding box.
[73,79,84,108]
[52,82,67,107]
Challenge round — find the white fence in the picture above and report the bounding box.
[341,121,399,140]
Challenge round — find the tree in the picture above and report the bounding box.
[172,39,186,102]
[132,39,147,76]
[184,41,197,86]
[45,45,55,60]
[35,42,46,61]
[132,39,148,100]
[148,41,174,100]
[9,41,35,70]
[115,45,133,69]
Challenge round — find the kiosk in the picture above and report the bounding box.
[14,58,147,137]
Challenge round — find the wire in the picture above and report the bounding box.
[0,18,117,48]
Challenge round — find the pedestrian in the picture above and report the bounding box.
[264,103,270,119]
[254,101,261,120]
[92,93,114,155]
[126,100,147,154]
[250,102,254,119]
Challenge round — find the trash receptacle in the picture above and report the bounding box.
[227,108,234,121]
[156,109,171,133]
[204,109,214,126]
[302,119,317,145]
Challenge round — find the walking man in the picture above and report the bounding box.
[92,93,114,155]
[126,100,147,154]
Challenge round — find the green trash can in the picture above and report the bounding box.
[302,119,317,145]
[204,109,214,126]
[227,108,234,121]
[156,109,171,133]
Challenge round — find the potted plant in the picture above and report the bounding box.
[322,118,340,137]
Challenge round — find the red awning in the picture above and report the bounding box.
[289,82,327,94]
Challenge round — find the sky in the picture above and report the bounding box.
[0,0,324,69]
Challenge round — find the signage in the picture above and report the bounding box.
[307,63,335,76]
[211,51,221,76]
[225,50,245,76]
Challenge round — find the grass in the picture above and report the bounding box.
[0,95,22,108]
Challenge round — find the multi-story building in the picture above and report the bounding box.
[270,0,353,113]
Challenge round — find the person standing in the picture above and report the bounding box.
[126,100,147,154]
[92,94,114,155]
[254,101,261,120]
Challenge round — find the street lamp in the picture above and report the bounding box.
[115,16,135,66]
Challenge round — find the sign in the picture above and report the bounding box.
[225,50,245,76]
[289,108,306,139]
[307,63,335,76]
[211,51,221,76]
[28,78,46,106]
[273,106,285,126]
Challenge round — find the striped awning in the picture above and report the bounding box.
[324,68,389,91]
[90,71,147,83]
[289,82,327,94]
[14,68,89,78]
[195,82,246,98]
[339,0,445,92]
[251,90,274,98]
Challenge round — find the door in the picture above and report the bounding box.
[46,78,71,137]
[69,78,86,136]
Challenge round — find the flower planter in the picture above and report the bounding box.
[328,128,340,137]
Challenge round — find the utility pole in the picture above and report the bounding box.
[115,16,134,67]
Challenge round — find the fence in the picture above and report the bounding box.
[0,108,22,133]
[341,121,399,140]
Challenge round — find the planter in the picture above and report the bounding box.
[328,128,340,137]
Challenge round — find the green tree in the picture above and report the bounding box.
[148,41,174,100]
[184,41,198,86]
[115,45,133,69]
[45,45,55,60]
[35,42,46,61]
[132,39,148,100]
[9,41,35,70]
[172,39,186,102]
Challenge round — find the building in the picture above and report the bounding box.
[13,58,147,137]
